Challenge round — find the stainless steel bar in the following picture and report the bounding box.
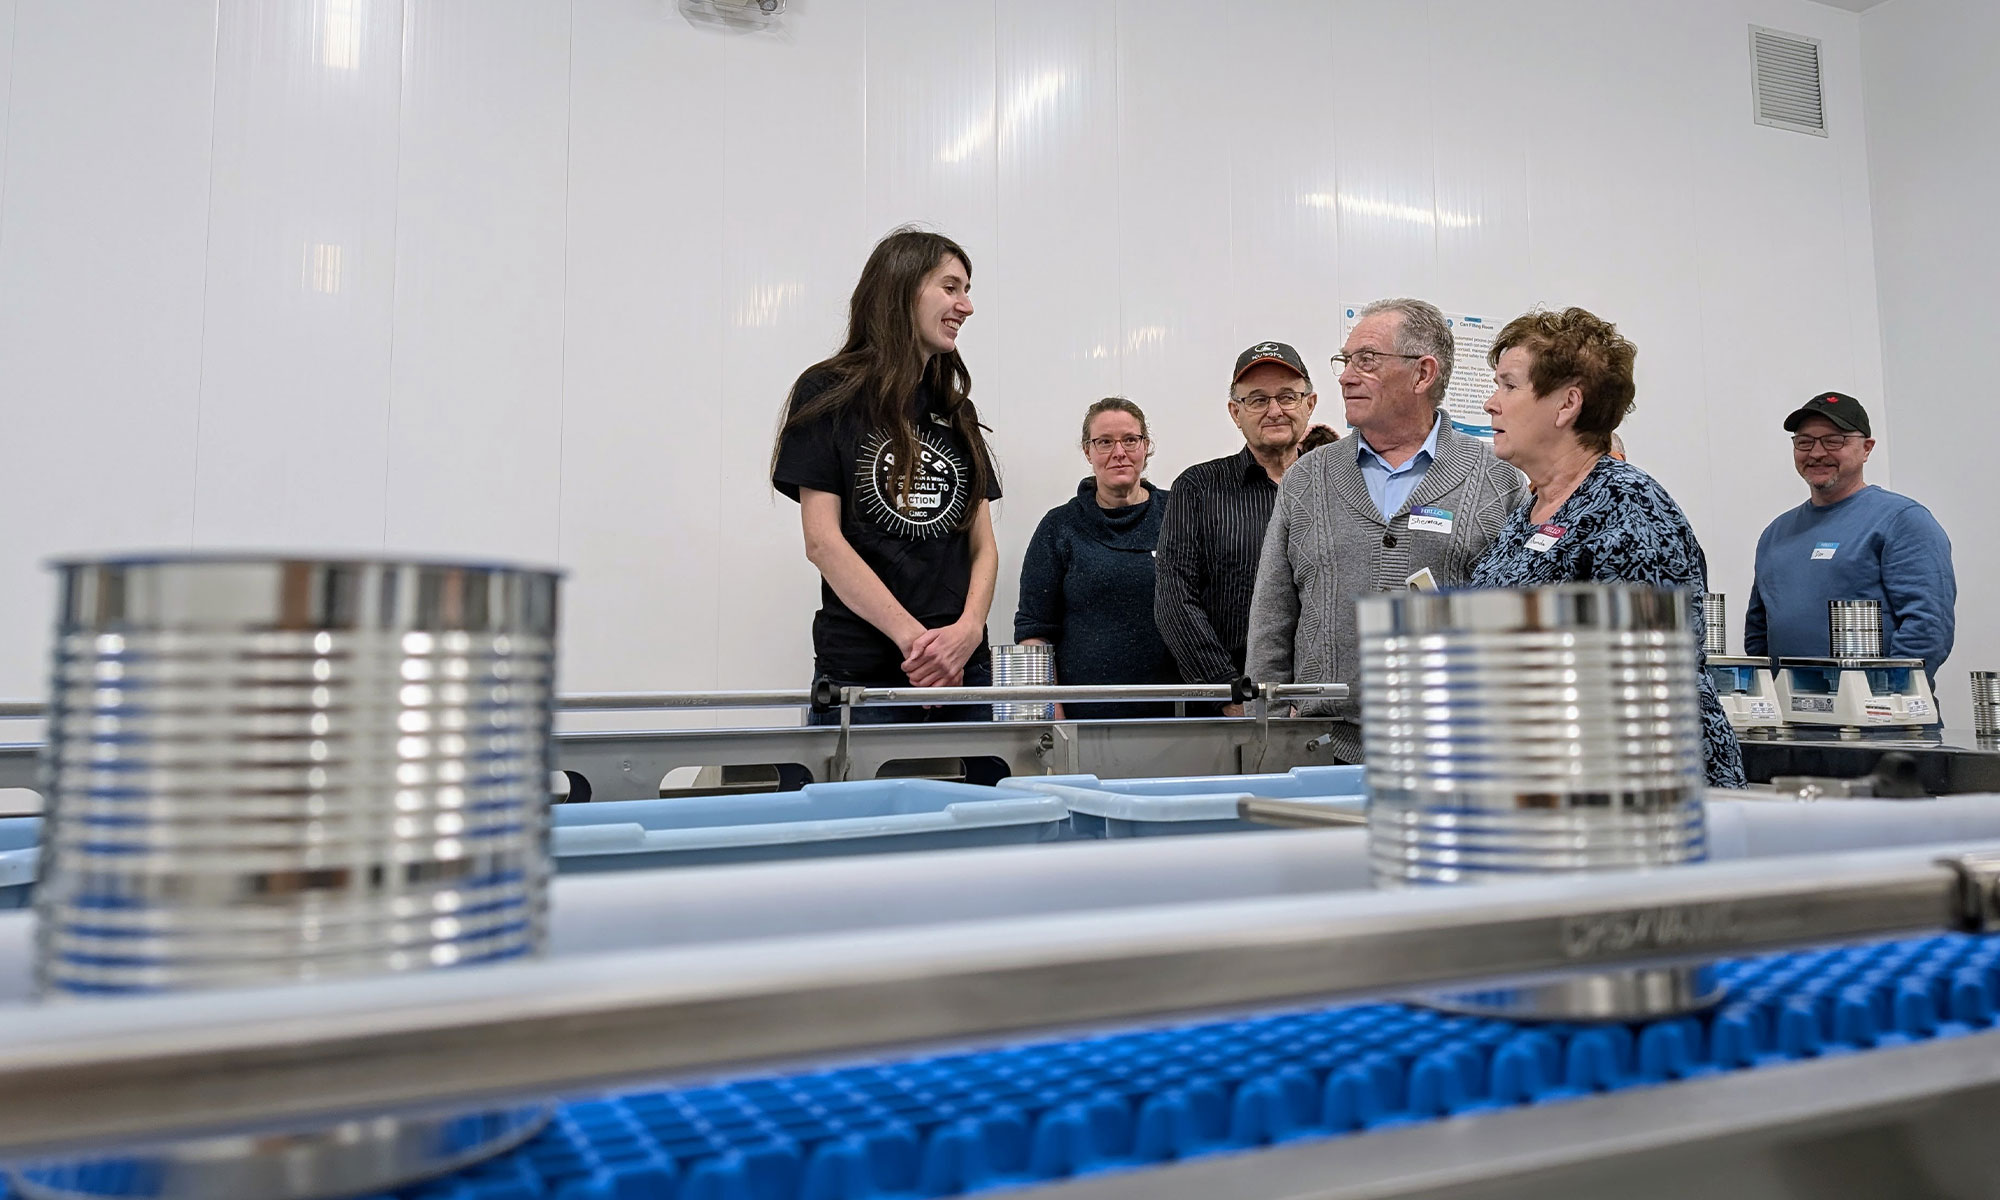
[0,701,39,719]
[551,717,1353,802]
[851,684,1245,707]
[1235,797,1370,828]
[558,689,814,710]
[0,845,1974,1159]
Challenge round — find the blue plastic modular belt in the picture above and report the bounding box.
[13,933,2000,1200]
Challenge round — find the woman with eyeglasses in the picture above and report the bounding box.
[1014,398,1180,719]
[1469,306,1746,788]
[771,227,1001,724]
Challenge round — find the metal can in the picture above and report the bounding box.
[1359,583,1718,1020]
[1828,599,1884,659]
[15,555,560,1200]
[990,643,1056,721]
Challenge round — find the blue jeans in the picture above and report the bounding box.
[806,657,993,726]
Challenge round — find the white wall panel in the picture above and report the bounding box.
[1863,0,1995,714]
[193,0,403,549]
[1521,2,1715,536]
[557,0,727,700]
[1426,0,1533,326]
[986,0,1122,647]
[1221,2,1340,443]
[0,0,15,228]
[0,0,1907,717]
[714,0,868,692]
[1687,0,1882,645]
[0,0,218,698]
[862,0,998,249]
[1110,0,1238,502]
[382,0,571,561]
[1327,2,1441,317]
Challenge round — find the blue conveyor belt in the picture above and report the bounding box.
[14,933,2000,1200]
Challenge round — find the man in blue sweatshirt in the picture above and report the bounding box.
[1744,392,1955,684]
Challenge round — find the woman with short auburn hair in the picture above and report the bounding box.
[1470,306,1745,788]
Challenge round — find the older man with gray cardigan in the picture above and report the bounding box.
[1246,298,1527,762]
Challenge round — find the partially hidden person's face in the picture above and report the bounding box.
[1791,415,1873,498]
[1338,312,1430,432]
[1483,345,1563,466]
[1084,409,1150,492]
[1229,362,1316,453]
[913,255,974,358]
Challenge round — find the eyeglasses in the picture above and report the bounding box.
[1791,433,1861,453]
[1233,391,1311,413]
[1330,350,1425,374]
[1086,434,1150,454]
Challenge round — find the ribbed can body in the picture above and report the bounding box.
[1359,584,1718,1020]
[16,556,559,1200]
[991,644,1056,721]
[1973,671,2000,737]
[1702,592,1727,656]
[1828,599,1884,658]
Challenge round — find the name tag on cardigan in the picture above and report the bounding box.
[1407,506,1454,534]
[1812,542,1839,560]
[1525,523,1567,553]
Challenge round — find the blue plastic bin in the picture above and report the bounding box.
[1008,765,1368,838]
[0,817,40,910]
[0,782,1072,902]
[549,778,1069,870]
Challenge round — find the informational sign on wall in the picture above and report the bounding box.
[1340,305,1500,440]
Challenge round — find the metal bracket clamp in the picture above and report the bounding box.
[1034,723,1080,774]
[833,686,860,782]
[1940,851,2000,932]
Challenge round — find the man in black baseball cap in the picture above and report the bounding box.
[1746,390,1955,688]
[1781,390,1872,438]
[1153,340,1318,712]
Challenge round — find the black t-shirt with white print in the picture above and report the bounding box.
[772,370,1002,681]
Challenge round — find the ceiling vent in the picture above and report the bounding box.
[677,0,785,28]
[1750,25,1826,137]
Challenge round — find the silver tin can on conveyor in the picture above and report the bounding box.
[14,554,561,1200]
[1359,583,1718,1021]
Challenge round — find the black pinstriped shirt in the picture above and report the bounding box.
[1153,447,1279,684]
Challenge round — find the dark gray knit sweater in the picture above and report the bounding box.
[1246,421,1528,759]
[1014,479,1179,719]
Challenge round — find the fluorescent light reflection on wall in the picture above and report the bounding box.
[939,70,1071,165]
[303,243,345,295]
[1302,191,1481,230]
[734,282,804,328]
[316,0,362,72]
[1083,325,1168,361]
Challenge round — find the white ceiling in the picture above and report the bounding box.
[1810,0,1894,11]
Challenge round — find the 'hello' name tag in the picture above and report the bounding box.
[1811,542,1839,560]
[1524,523,1567,554]
[1407,506,1454,534]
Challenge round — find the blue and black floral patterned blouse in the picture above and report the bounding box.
[1469,455,1748,789]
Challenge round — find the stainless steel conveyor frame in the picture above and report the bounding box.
[10,688,2000,801]
[0,845,1997,1161]
[0,684,1359,796]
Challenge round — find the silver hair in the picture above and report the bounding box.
[1358,297,1454,404]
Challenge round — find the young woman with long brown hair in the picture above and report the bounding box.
[771,228,1000,723]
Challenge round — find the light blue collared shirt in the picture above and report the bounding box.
[1355,411,1444,521]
